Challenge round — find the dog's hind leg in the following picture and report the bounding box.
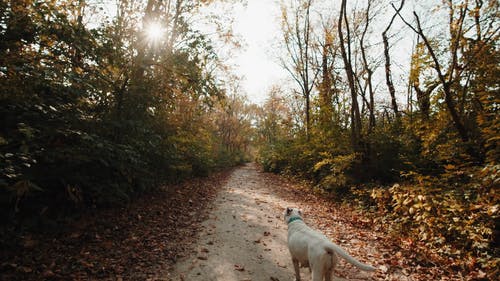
[300,261,311,273]
[320,251,336,281]
[324,251,338,281]
[311,261,326,281]
[292,258,301,281]
[311,268,325,281]
[324,268,333,281]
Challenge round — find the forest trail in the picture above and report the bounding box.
[0,163,464,280]
[167,163,376,281]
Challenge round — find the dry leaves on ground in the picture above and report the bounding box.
[0,170,232,280]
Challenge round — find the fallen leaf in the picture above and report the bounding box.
[42,270,55,278]
[22,238,38,249]
[19,266,33,273]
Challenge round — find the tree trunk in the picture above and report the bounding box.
[360,0,376,131]
[319,32,333,130]
[382,0,404,120]
[338,0,362,150]
[279,0,317,141]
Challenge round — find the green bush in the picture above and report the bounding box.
[313,153,359,195]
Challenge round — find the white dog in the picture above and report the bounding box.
[284,207,376,281]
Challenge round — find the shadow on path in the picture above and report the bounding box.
[167,163,303,281]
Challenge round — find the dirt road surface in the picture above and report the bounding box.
[0,163,469,280]
[167,164,375,281]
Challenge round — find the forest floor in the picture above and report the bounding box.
[167,163,462,281]
[1,163,469,280]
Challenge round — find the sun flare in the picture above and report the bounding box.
[145,22,164,41]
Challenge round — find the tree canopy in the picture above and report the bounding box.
[0,0,253,223]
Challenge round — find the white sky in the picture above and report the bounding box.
[229,0,289,104]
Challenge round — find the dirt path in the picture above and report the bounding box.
[0,164,466,280]
[167,163,374,281]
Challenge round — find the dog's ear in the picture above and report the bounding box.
[286,207,292,215]
[298,209,303,216]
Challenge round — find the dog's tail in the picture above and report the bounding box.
[324,243,376,271]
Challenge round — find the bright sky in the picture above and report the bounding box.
[230,1,289,104]
[94,0,288,105]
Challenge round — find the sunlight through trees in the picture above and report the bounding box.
[145,22,165,42]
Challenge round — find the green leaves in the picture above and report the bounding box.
[0,0,248,228]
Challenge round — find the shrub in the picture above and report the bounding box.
[365,164,499,272]
[313,153,359,195]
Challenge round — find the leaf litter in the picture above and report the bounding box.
[0,170,231,280]
[1,164,490,280]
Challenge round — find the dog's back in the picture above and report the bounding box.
[285,207,375,280]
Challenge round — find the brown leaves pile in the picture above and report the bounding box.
[261,170,494,280]
[0,170,231,280]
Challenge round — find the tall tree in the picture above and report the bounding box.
[359,0,376,131]
[0,0,246,222]
[382,0,404,120]
[317,25,336,131]
[395,0,499,160]
[338,0,362,150]
[280,0,318,138]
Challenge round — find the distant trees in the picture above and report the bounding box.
[215,93,254,163]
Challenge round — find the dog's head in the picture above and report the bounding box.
[284,207,303,224]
